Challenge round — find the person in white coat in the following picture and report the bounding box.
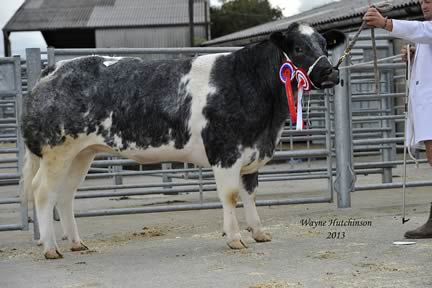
[364,0,432,238]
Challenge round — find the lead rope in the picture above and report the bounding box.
[402,44,418,224]
[371,27,380,96]
[334,2,392,69]
[402,44,410,224]
[405,47,418,167]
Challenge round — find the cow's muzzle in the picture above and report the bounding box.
[320,68,340,89]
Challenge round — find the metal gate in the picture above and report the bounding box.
[345,33,432,193]
[0,55,27,232]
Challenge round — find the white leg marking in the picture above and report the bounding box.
[35,155,73,259]
[35,136,101,259]
[239,175,272,243]
[56,149,95,251]
[213,159,247,249]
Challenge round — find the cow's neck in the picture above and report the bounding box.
[234,40,285,100]
[234,40,290,117]
[232,40,290,153]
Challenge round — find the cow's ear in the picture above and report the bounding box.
[270,31,285,50]
[322,30,346,49]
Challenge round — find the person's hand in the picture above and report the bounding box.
[363,7,387,28]
[401,46,415,63]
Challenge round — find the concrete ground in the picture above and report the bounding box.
[0,160,431,288]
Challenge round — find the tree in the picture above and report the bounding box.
[210,0,283,39]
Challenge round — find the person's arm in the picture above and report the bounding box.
[391,19,432,44]
[364,7,432,44]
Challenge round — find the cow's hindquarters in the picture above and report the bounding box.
[30,137,99,259]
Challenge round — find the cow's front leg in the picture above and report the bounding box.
[240,173,272,243]
[212,162,247,249]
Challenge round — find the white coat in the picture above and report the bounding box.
[389,19,432,146]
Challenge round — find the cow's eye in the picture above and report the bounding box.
[295,47,303,53]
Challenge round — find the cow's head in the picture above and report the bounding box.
[270,23,345,89]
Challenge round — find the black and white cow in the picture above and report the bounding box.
[22,22,344,259]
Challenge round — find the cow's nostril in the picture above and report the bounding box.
[325,67,334,75]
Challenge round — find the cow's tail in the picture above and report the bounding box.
[21,149,40,201]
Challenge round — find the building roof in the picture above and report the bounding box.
[204,0,422,46]
[3,0,208,32]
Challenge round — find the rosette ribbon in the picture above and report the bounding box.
[279,60,312,131]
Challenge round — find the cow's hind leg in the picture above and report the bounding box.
[34,152,73,259]
[239,173,271,243]
[213,162,247,249]
[56,148,96,252]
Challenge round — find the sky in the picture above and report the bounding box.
[1,0,340,57]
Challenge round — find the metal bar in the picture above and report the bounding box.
[14,55,28,230]
[353,145,393,152]
[26,48,42,238]
[282,128,327,136]
[355,180,432,191]
[333,39,353,208]
[0,58,15,64]
[325,91,334,203]
[79,181,216,192]
[47,47,55,67]
[0,198,20,204]
[352,115,404,121]
[76,186,217,199]
[0,158,18,164]
[0,224,23,231]
[0,172,20,179]
[0,138,18,142]
[26,48,42,90]
[0,148,18,153]
[351,92,405,100]
[188,0,194,47]
[0,124,17,128]
[272,149,329,160]
[74,197,332,218]
[353,137,403,145]
[382,44,395,184]
[260,174,329,181]
[199,166,203,204]
[111,156,123,185]
[349,63,405,71]
[0,92,16,97]
[0,118,18,123]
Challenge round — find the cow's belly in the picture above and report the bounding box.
[117,135,211,167]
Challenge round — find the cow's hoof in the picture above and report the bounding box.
[227,239,248,249]
[71,241,89,252]
[62,235,68,240]
[36,240,43,246]
[253,231,272,243]
[44,249,63,260]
